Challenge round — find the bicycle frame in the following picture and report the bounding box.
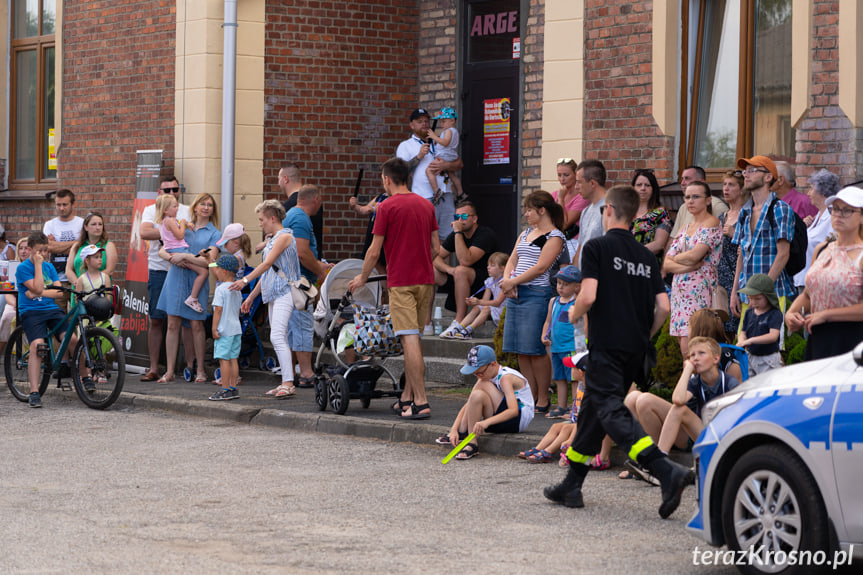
[40,293,103,373]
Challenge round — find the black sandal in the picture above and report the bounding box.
[401,402,431,420]
[391,398,411,415]
[455,443,479,460]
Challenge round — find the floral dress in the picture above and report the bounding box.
[630,207,671,262]
[667,225,723,336]
[717,212,740,333]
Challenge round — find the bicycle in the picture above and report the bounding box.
[4,285,125,409]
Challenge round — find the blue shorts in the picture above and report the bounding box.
[551,351,574,381]
[288,307,314,352]
[214,334,241,360]
[148,270,168,320]
[21,307,69,343]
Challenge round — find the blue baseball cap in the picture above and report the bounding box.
[209,254,239,272]
[460,345,496,375]
[555,265,582,283]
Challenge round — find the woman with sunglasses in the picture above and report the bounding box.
[786,186,863,360]
[629,169,671,259]
[553,158,589,257]
[64,211,118,286]
[716,170,748,337]
[662,181,722,356]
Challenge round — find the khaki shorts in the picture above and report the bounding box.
[388,284,433,336]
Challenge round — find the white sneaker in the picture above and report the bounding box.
[423,324,434,336]
[439,320,461,339]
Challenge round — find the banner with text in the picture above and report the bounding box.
[483,97,511,165]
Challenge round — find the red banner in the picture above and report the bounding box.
[483,97,511,165]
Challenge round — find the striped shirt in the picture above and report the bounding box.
[512,228,566,287]
[260,228,301,304]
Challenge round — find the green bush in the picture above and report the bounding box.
[783,330,807,365]
[493,307,520,370]
[651,318,682,390]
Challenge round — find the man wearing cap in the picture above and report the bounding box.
[543,184,694,519]
[435,345,534,460]
[396,108,461,239]
[282,184,333,386]
[730,155,796,320]
[139,176,193,381]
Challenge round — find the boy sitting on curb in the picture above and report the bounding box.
[435,345,534,460]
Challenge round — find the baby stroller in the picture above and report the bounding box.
[312,259,404,414]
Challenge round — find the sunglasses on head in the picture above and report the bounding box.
[557,158,575,165]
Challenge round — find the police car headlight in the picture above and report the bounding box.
[701,391,744,427]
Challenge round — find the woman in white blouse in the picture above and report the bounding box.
[793,168,839,289]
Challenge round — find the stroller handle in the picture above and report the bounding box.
[366,275,387,283]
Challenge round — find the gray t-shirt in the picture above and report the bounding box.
[577,197,606,268]
[212,282,242,337]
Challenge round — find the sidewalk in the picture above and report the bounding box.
[112,367,692,467]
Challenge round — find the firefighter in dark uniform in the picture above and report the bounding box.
[543,184,695,518]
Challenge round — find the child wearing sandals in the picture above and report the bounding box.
[435,345,534,460]
[541,265,582,419]
[155,194,209,313]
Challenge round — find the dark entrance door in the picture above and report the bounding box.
[460,0,521,252]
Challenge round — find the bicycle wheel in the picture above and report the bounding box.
[4,326,47,401]
[71,326,125,409]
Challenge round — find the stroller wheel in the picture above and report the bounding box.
[238,357,250,370]
[314,376,328,411]
[264,356,277,371]
[328,375,350,415]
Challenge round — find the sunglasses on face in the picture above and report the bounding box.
[453,214,469,221]
[162,187,180,194]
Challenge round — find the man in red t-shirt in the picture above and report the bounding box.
[349,158,440,419]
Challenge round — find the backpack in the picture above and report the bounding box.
[766,197,808,277]
[719,343,748,382]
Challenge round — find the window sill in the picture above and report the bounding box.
[0,189,55,201]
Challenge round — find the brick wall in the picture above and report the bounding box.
[520,0,544,194]
[20,0,176,283]
[418,0,457,112]
[583,0,675,186]
[264,0,420,260]
[794,0,863,188]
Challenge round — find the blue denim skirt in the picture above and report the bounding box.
[502,284,553,356]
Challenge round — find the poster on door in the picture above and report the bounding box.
[483,98,511,165]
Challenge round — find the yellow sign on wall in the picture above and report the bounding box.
[48,128,56,170]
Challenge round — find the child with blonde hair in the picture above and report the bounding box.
[440,251,508,340]
[155,194,209,313]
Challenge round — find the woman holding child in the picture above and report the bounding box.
[156,193,221,383]
[501,190,565,413]
[662,181,722,356]
[786,186,863,360]
[64,211,118,286]
[230,200,302,398]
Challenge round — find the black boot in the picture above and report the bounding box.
[543,463,588,508]
[646,457,695,519]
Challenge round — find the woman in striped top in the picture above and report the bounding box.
[230,200,302,398]
[501,190,566,412]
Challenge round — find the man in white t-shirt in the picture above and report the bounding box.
[396,108,462,240]
[43,188,84,311]
[138,176,193,380]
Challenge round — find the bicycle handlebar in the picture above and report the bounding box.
[45,285,112,299]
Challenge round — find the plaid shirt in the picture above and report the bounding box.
[732,191,795,299]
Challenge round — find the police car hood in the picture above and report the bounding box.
[735,350,859,396]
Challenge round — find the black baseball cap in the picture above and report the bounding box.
[410,108,430,121]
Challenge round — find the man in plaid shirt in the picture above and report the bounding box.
[730,155,796,319]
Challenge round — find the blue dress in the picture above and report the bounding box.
[156,222,220,320]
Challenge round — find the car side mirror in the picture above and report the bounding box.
[854,341,863,368]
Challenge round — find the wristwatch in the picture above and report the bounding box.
[242,276,249,285]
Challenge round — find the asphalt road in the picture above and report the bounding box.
[0,397,734,574]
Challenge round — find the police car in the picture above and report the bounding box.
[687,342,863,574]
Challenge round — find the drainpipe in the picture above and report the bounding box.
[221,0,238,228]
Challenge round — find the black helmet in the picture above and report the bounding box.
[85,296,114,321]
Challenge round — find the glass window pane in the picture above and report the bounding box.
[15,50,38,180]
[44,47,56,179]
[753,0,793,159]
[43,1,56,35]
[694,0,740,168]
[13,0,39,38]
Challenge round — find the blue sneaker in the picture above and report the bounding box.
[29,392,42,408]
[209,388,239,401]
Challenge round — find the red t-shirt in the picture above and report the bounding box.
[372,192,438,287]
